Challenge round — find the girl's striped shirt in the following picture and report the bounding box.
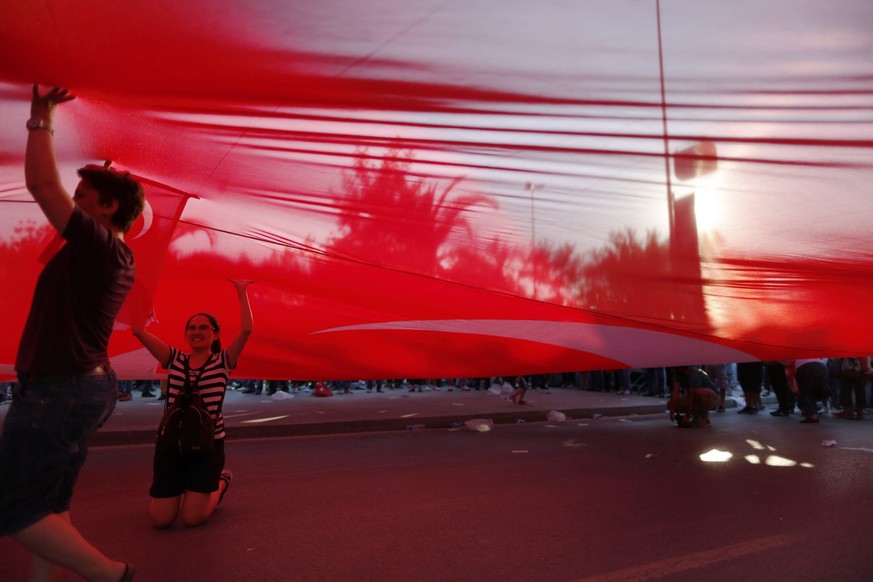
[164,347,233,440]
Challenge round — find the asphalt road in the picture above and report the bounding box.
[1,412,871,581]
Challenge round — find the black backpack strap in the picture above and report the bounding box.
[184,353,211,395]
[165,354,204,411]
[182,356,194,396]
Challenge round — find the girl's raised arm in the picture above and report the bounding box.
[226,279,255,368]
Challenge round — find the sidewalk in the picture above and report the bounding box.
[90,384,730,446]
[0,383,754,447]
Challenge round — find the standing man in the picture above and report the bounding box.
[765,360,795,417]
[787,358,828,424]
[0,86,144,581]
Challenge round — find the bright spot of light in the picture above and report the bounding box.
[700,441,814,468]
[765,455,797,467]
[800,463,815,468]
[693,171,725,235]
[700,449,733,463]
[746,439,765,450]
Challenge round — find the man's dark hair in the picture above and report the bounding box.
[77,165,145,233]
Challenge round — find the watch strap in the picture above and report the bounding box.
[26,117,54,135]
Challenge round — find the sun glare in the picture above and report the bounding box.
[702,441,814,468]
[691,171,725,236]
[699,449,733,463]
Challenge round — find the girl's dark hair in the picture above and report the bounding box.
[185,312,222,354]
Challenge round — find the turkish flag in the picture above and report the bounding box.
[36,169,193,330]
[115,175,194,329]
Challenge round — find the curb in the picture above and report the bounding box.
[89,403,673,447]
[87,396,758,447]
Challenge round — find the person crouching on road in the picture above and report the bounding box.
[668,366,721,428]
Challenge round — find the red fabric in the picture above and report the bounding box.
[114,177,193,331]
[1,1,872,380]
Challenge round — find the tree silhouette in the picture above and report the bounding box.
[328,147,496,278]
[511,225,710,332]
[580,228,668,312]
[577,227,710,331]
[325,148,707,330]
[518,240,587,305]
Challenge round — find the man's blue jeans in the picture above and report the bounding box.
[0,370,117,535]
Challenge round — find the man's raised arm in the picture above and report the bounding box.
[25,85,76,233]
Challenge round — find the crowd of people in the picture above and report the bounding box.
[4,359,870,424]
[92,358,870,427]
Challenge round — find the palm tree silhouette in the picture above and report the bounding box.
[329,147,496,278]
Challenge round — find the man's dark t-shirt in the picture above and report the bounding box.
[15,207,135,375]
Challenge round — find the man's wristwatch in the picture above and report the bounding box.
[26,117,53,135]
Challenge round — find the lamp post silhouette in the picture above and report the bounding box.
[526,181,543,299]
[656,0,718,326]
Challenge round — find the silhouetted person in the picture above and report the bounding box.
[765,361,795,416]
[736,361,765,414]
[668,366,720,428]
[788,359,828,424]
[0,85,143,581]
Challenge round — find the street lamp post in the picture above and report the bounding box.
[656,0,675,239]
[526,181,543,299]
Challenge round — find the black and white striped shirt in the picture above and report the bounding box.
[165,347,233,439]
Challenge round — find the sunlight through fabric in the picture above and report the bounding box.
[699,449,732,463]
[1,0,872,380]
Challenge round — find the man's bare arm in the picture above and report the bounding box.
[25,85,76,233]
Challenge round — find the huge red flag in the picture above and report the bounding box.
[0,167,192,381]
[31,165,193,332]
[114,172,194,331]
